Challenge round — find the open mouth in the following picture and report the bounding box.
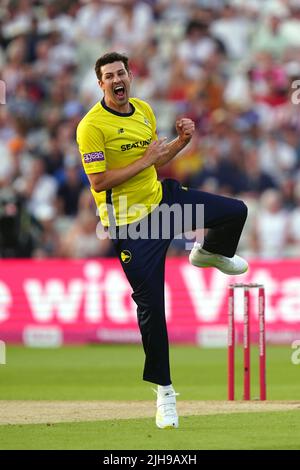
[113,85,125,100]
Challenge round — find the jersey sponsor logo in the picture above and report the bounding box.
[83,151,105,163]
[120,250,132,263]
[121,139,151,152]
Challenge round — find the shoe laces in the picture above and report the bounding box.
[152,388,179,416]
[152,388,180,398]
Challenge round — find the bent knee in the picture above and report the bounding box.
[236,200,248,220]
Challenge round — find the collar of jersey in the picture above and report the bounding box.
[101,98,135,117]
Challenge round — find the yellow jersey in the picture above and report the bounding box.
[77,97,162,226]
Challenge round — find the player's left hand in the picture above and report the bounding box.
[176,118,195,144]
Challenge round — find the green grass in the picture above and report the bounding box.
[1,412,300,450]
[0,344,300,449]
[0,344,298,400]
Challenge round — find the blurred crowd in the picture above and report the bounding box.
[1,0,300,259]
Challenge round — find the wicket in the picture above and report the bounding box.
[228,283,266,401]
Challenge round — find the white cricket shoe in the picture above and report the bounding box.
[154,388,179,429]
[189,244,248,275]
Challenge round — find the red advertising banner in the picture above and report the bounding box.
[0,259,300,346]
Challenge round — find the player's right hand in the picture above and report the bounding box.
[141,138,169,168]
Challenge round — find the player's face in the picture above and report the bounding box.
[99,61,132,112]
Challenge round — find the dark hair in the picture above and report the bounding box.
[186,20,208,36]
[95,52,129,80]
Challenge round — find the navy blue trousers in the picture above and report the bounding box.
[111,179,247,385]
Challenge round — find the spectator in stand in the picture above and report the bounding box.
[110,0,154,53]
[280,0,300,47]
[242,144,278,195]
[32,205,60,258]
[251,189,290,259]
[258,130,297,185]
[18,156,58,223]
[251,11,289,59]
[60,209,112,258]
[56,157,87,216]
[289,182,300,256]
[210,2,253,60]
[176,20,217,81]
[1,0,300,259]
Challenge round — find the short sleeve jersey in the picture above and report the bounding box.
[76,98,162,226]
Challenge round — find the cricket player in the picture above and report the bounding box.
[77,52,248,429]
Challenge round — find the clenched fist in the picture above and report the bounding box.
[176,118,195,144]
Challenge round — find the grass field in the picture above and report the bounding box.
[0,344,299,449]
